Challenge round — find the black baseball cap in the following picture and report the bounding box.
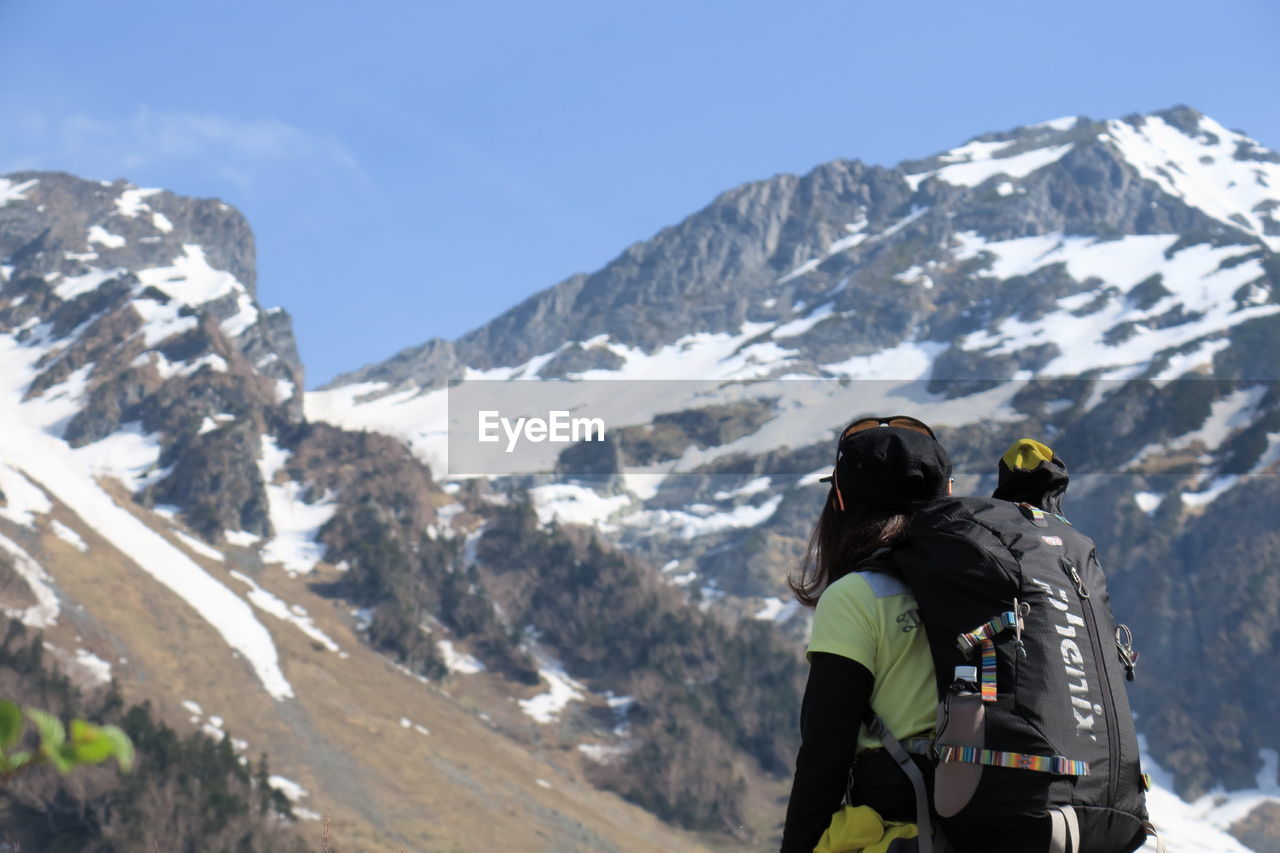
[821,417,952,511]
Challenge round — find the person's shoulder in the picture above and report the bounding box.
[822,568,910,604]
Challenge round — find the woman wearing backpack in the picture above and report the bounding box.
[780,421,1155,852]
[780,414,952,853]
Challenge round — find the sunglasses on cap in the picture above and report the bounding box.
[840,415,936,441]
[820,415,938,511]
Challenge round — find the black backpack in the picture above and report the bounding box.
[861,496,1158,853]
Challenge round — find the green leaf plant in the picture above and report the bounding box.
[0,699,134,785]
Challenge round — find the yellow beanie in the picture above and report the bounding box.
[1002,438,1054,471]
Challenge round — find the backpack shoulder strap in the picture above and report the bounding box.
[855,546,896,573]
[865,714,935,853]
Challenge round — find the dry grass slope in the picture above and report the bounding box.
[0,482,720,851]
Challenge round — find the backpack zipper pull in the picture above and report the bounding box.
[1012,598,1029,658]
[1066,563,1090,599]
[1116,624,1140,681]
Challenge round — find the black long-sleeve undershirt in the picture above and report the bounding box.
[779,652,875,853]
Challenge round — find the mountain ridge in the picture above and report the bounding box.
[324,104,1277,394]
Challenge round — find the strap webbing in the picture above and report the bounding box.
[956,611,1019,653]
[900,737,934,756]
[1048,806,1079,853]
[938,744,1089,776]
[956,612,1019,704]
[1048,808,1064,853]
[1142,820,1167,853]
[979,639,998,703]
[1064,807,1079,851]
[867,714,933,853]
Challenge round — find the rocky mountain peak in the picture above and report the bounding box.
[1,171,307,539]
[323,106,1279,398]
[1,171,258,294]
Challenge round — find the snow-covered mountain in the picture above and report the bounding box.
[0,173,717,850]
[309,106,1280,849]
[2,104,1278,850]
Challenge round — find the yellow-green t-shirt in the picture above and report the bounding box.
[807,569,937,752]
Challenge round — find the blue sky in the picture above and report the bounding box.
[1,0,1277,386]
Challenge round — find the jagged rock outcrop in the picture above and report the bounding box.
[0,172,305,540]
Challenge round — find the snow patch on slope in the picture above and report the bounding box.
[49,519,88,552]
[0,464,53,525]
[72,422,169,493]
[307,322,804,478]
[257,436,337,576]
[780,209,931,283]
[73,648,113,685]
[87,225,126,249]
[1124,385,1267,476]
[437,639,485,674]
[573,323,796,382]
[306,381,451,476]
[137,244,250,308]
[133,350,229,381]
[906,136,1073,190]
[823,340,944,380]
[267,774,319,819]
[619,494,783,540]
[1106,114,1280,251]
[0,332,294,699]
[773,302,836,338]
[53,267,126,300]
[529,483,631,527]
[171,528,224,562]
[910,144,1073,190]
[1142,738,1280,852]
[114,187,160,218]
[955,233,1278,377]
[518,647,586,724]
[0,533,60,627]
[230,570,340,653]
[0,177,38,206]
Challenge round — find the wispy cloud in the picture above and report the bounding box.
[1,107,372,197]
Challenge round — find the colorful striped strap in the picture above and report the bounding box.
[956,611,1019,653]
[979,639,998,703]
[939,744,1089,776]
[957,612,1020,704]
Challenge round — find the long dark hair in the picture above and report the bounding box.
[788,490,911,607]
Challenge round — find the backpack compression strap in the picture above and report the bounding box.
[1142,821,1168,853]
[937,745,1088,776]
[866,714,935,853]
[956,612,1021,653]
[956,609,1025,703]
